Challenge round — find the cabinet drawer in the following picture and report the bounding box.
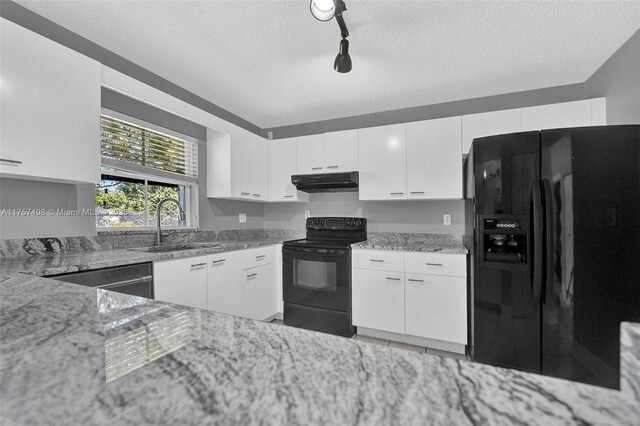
[352,249,404,272]
[404,253,466,277]
[242,246,275,269]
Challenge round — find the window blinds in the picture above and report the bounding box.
[100,115,198,183]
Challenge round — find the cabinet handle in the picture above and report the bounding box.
[385,277,401,281]
[211,259,226,264]
[256,255,266,259]
[241,192,250,196]
[410,191,425,194]
[252,194,261,197]
[190,262,206,268]
[247,273,258,278]
[389,192,404,195]
[327,165,339,169]
[426,263,443,266]
[283,195,294,198]
[408,278,424,283]
[369,259,384,262]
[0,158,22,164]
[311,167,323,170]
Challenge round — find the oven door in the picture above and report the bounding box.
[283,246,351,312]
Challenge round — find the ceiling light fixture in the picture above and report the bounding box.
[310,0,352,73]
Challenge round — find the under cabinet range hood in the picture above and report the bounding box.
[291,171,359,193]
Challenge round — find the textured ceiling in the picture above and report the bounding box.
[13,0,640,128]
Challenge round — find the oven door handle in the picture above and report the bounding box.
[283,247,348,256]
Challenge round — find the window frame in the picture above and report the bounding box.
[97,109,199,232]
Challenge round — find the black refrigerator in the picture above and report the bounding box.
[464,125,640,389]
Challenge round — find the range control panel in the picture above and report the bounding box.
[306,217,366,231]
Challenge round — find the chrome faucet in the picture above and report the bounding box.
[156,198,186,245]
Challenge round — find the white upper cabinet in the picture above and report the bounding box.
[207,125,270,202]
[296,134,326,174]
[406,116,463,199]
[249,135,270,201]
[324,129,359,172]
[270,138,309,202]
[358,124,407,200]
[521,98,606,131]
[0,18,101,183]
[462,109,522,154]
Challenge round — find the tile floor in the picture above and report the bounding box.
[270,319,467,361]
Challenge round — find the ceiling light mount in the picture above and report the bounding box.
[310,0,352,73]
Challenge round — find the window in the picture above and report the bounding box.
[96,113,198,229]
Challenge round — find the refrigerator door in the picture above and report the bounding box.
[471,132,542,373]
[541,125,640,389]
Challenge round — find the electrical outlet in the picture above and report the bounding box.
[443,214,451,226]
[305,210,311,219]
[239,213,247,223]
[267,131,273,140]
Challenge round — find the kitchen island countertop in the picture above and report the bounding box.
[1,273,638,425]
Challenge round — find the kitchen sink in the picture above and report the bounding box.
[129,243,225,253]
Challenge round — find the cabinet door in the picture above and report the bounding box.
[324,129,358,172]
[352,269,404,333]
[206,251,244,316]
[462,109,522,154]
[154,256,208,310]
[0,18,100,183]
[270,138,308,202]
[243,262,278,321]
[521,100,592,131]
[407,117,462,199]
[358,124,407,200]
[405,273,467,344]
[296,134,325,174]
[229,124,252,198]
[250,135,270,201]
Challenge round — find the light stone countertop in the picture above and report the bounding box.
[0,273,638,425]
[352,232,468,254]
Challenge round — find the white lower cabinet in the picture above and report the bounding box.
[154,256,208,310]
[405,273,467,344]
[352,249,468,348]
[352,269,405,334]
[154,246,280,321]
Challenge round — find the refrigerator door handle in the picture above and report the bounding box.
[531,180,543,302]
[543,179,553,304]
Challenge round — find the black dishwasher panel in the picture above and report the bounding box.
[49,262,154,299]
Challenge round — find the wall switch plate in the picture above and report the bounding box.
[443,214,451,226]
[267,131,273,140]
[239,213,247,223]
[305,210,311,219]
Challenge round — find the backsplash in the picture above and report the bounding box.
[0,229,305,258]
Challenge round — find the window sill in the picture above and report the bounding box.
[97,227,198,235]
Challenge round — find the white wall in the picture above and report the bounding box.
[263,192,464,234]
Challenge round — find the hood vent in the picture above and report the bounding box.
[291,171,359,193]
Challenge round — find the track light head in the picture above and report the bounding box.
[334,38,352,73]
[310,0,337,21]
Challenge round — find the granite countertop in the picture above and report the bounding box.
[0,238,287,277]
[352,232,469,254]
[1,273,638,425]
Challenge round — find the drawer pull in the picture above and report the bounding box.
[389,192,404,195]
[241,192,250,196]
[247,273,258,278]
[252,194,261,197]
[0,158,22,165]
[408,278,424,283]
[256,255,266,259]
[327,165,339,169]
[190,262,206,268]
[410,191,425,194]
[369,259,384,262]
[211,259,226,264]
[385,277,401,281]
[311,167,323,170]
[283,195,294,198]
[426,263,443,266]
